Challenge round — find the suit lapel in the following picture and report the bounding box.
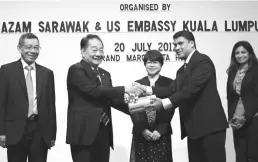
[36,63,43,103]
[80,60,97,83]
[178,51,199,89]
[16,59,28,101]
[184,50,198,74]
[177,66,186,89]
[228,67,237,93]
[155,75,167,87]
[98,68,109,87]
[241,67,253,93]
[141,77,150,86]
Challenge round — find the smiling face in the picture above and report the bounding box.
[81,38,104,67]
[234,46,250,65]
[145,60,162,77]
[173,36,195,60]
[18,38,40,65]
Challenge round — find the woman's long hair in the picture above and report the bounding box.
[227,41,258,73]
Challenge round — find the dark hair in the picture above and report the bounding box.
[80,34,104,50]
[173,30,196,48]
[18,33,39,46]
[227,41,258,73]
[143,50,164,66]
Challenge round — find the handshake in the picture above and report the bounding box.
[124,82,150,97]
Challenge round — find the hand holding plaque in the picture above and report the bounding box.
[128,94,156,114]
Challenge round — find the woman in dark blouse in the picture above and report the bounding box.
[227,41,258,162]
[129,50,174,162]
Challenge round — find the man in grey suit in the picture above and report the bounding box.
[0,33,57,162]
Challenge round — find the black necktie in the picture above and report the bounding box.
[184,63,187,71]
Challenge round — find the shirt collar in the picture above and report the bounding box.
[91,66,100,75]
[148,74,160,83]
[91,66,98,71]
[185,49,196,64]
[21,58,36,70]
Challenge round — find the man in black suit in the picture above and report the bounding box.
[146,31,229,162]
[0,33,57,162]
[66,34,142,162]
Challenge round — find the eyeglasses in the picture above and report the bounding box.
[146,61,159,65]
[21,45,41,51]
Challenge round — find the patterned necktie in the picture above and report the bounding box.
[93,68,110,126]
[93,68,102,87]
[25,65,34,117]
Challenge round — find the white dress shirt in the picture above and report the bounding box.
[148,74,159,87]
[21,58,38,114]
[143,74,159,96]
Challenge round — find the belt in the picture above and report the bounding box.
[100,112,110,126]
[27,114,39,121]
